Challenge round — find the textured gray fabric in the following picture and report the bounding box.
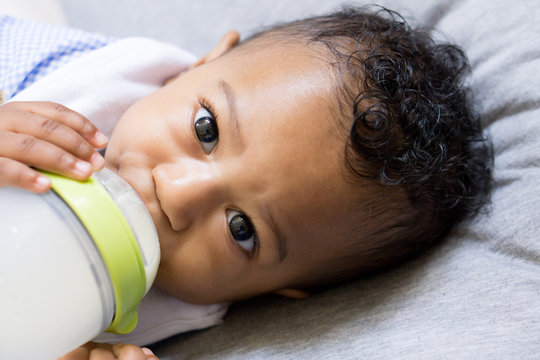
[61,0,540,358]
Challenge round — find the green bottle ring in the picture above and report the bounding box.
[41,171,146,334]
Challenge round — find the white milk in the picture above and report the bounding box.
[0,188,114,359]
[0,169,159,360]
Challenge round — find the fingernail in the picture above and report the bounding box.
[34,175,51,189]
[142,347,154,356]
[90,152,105,169]
[94,131,108,145]
[74,160,92,175]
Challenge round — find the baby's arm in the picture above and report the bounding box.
[58,342,158,360]
[0,101,107,191]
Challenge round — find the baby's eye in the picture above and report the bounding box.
[227,210,257,253]
[194,107,218,153]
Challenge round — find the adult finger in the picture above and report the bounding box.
[88,348,116,360]
[5,110,105,169]
[0,157,51,192]
[6,101,108,149]
[0,132,94,180]
[111,343,152,360]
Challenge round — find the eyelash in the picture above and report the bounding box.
[199,97,220,124]
[227,209,259,257]
[194,97,220,154]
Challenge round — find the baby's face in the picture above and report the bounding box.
[105,41,360,304]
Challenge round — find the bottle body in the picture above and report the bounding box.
[0,188,115,360]
[0,168,160,360]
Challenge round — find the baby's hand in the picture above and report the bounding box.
[0,101,107,192]
[58,342,159,360]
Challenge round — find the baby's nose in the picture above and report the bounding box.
[152,161,222,231]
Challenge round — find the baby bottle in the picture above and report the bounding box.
[0,168,160,360]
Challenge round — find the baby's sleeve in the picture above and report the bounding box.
[94,287,229,346]
[0,15,113,101]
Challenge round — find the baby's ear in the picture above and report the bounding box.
[191,30,240,68]
[273,288,311,299]
[165,30,239,85]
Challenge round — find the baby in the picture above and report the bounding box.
[0,6,491,359]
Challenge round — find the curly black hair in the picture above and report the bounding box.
[244,6,493,281]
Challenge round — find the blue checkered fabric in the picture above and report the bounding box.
[0,15,113,100]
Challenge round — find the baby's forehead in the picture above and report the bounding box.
[225,41,345,126]
[231,33,335,71]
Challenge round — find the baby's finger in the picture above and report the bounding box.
[0,157,51,193]
[9,101,108,149]
[6,109,105,169]
[0,131,94,180]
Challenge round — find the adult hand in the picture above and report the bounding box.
[58,342,159,360]
[0,101,107,192]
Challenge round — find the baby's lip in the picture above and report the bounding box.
[114,166,165,228]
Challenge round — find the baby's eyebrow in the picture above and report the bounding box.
[217,79,242,144]
[262,202,289,263]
